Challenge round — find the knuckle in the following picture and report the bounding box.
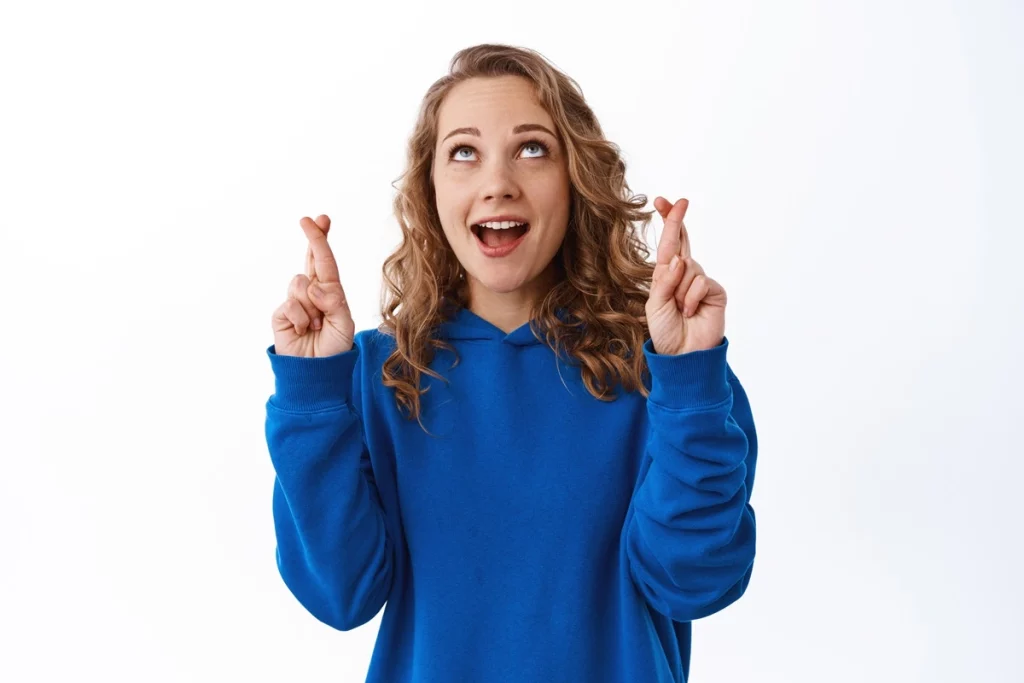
[319,283,346,306]
[289,274,309,295]
[320,290,339,308]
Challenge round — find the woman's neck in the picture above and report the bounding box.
[465,265,558,334]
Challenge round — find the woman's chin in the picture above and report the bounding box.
[467,269,531,296]
[479,277,528,295]
[465,255,561,299]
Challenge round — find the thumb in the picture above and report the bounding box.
[648,255,684,308]
[309,281,351,320]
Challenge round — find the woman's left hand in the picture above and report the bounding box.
[645,197,727,356]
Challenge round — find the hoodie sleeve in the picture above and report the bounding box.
[264,337,394,631]
[625,336,757,622]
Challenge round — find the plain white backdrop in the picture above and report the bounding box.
[1,0,1021,681]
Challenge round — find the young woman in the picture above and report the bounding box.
[266,43,757,683]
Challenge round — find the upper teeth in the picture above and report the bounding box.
[477,221,526,230]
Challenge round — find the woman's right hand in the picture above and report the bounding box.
[271,215,356,358]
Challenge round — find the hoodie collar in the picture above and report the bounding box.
[438,305,558,347]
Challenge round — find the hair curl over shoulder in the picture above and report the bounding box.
[380,43,657,426]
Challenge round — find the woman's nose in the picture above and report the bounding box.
[480,161,520,200]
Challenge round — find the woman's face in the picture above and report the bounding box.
[432,75,571,302]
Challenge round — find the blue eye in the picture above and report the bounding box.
[521,141,547,158]
[447,139,551,161]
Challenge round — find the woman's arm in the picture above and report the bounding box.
[264,335,395,630]
[625,337,757,622]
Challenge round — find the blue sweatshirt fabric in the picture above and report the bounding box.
[264,306,757,682]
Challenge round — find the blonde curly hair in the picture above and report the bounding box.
[380,43,657,425]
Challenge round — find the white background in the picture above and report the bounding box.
[1,0,1021,681]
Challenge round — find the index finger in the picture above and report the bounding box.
[299,216,339,283]
[305,215,331,281]
[655,197,690,264]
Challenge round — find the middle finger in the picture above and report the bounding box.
[300,215,338,283]
[673,258,704,312]
[289,273,322,330]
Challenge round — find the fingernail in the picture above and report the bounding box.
[670,255,680,271]
[312,318,322,330]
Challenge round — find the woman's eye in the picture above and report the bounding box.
[521,142,546,158]
[450,141,547,162]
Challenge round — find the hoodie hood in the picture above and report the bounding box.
[437,304,583,348]
[437,306,545,347]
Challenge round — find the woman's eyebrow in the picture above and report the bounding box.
[440,123,557,143]
[512,123,557,138]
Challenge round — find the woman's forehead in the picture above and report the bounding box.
[437,76,553,133]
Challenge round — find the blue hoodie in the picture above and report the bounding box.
[264,306,757,682]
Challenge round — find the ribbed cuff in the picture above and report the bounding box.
[266,344,359,412]
[643,336,731,409]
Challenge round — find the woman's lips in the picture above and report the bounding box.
[472,223,530,258]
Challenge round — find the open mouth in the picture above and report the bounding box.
[471,221,531,249]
